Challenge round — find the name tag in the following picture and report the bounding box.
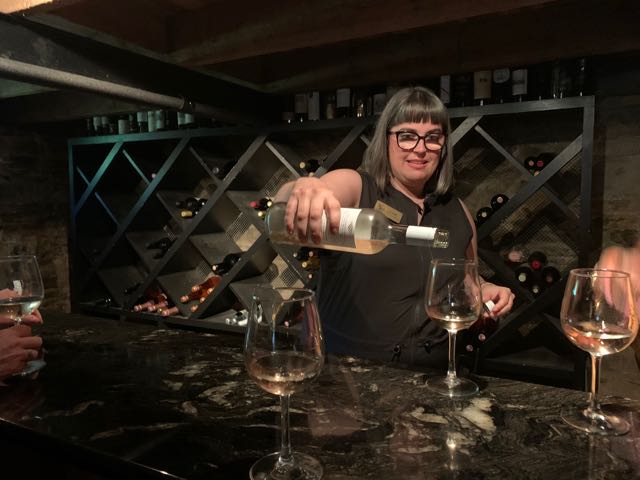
[374,201,403,223]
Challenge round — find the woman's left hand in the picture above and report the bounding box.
[481,282,515,318]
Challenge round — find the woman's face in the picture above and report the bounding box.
[387,120,444,196]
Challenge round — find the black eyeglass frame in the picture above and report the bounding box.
[387,130,446,152]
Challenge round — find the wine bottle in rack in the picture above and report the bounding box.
[529,275,545,297]
[490,194,509,211]
[452,73,473,107]
[266,202,449,254]
[159,306,180,317]
[524,156,538,175]
[439,75,451,106]
[528,251,547,271]
[511,68,528,102]
[294,93,308,122]
[492,68,511,104]
[541,265,561,286]
[181,289,204,303]
[535,152,554,172]
[514,265,533,287]
[212,253,241,275]
[92,116,102,135]
[93,297,113,308]
[324,93,337,120]
[191,275,222,293]
[122,282,141,296]
[299,159,321,176]
[575,58,587,97]
[506,246,527,266]
[473,70,492,106]
[307,91,320,121]
[475,206,493,225]
[133,292,168,312]
[301,257,320,271]
[137,112,148,133]
[293,247,316,262]
[336,88,351,117]
[129,113,139,133]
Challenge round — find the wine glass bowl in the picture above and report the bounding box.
[244,286,324,480]
[560,268,638,435]
[0,255,44,325]
[425,258,483,397]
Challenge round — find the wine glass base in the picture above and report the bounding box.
[561,407,630,436]
[426,375,479,398]
[250,451,323,480]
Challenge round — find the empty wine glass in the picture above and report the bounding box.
[425,258,482,397]
[244,287,324,480]
[560,268,638,435]
[0,255,46,376]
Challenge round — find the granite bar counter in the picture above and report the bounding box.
[1,312,639,479]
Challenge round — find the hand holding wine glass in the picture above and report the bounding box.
[560,268,638,435]
[425,258,483,397]
[0,255,46,380]
[244,287,324,480]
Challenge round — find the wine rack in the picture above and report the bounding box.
[68,119,372,332]
[69,97,594,387]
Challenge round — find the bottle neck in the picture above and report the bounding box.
[388,224,436,246]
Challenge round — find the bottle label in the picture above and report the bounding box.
[320,208,360,248]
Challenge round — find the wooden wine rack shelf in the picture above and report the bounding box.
[69,97,595,387]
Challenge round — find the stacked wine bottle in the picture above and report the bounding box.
[130,284,178,317]
[475,193,509,226]
[509,249,561,296]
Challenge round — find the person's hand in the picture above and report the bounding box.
[0,308,43,329]
[0,325,43,383]
[597,243,640,306]
[285,176,342,243]
[481,282,515,318]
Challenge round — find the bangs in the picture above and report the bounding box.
[390,90,449,132]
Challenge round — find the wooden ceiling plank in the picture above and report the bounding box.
[169,0,565,66]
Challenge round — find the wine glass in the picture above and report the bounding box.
[244,286,324,480]
[560,268,638,435]
[425,258,482,397]
[0,255,46,376]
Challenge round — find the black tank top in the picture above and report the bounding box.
[317,172,472,365]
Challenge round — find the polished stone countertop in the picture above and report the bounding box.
[1,312,639,479]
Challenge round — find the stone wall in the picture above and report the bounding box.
[0,129,70,312]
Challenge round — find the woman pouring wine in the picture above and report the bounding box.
[273,86,514,367]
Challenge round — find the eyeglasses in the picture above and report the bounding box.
[388,130,446,151]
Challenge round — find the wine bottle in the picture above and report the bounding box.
[249,197,273,212]
[439,75,451,106]
[129,113,139,133]
[294,93,308,122]
[176,197,206,211]
[181,289,203,303]
[93,297,113,308]
[212,253,241,275]
[551,61,572,99]
[490,194,509,211]
[147,299,169,312]
[122,282,141,295]
[506,246,527,265]
[475,206,493,225]
[511,68,528,102]
[524,156,538,175]
[265,202,449,254]
[307,91,320,121]
[541,265,561,285]
[147,111,157,132]
[535,152,554,171]
[137,112,148,133]
[293,247,316,262]
[299,159,321,176]
[492,68,511,104]
[92,116,102,135]
[336,88,351,117]
[528,251,547,271]
[191,275,222,293]
[515,265,533,287]
[452,73,473,107]
[530,276,545,297]
[324,93,337,120]
[301,257,320,270]
[575,58,587,97]
[160,306,179,317]
[473,71,492,106]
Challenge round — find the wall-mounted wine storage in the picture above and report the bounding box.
[69,97,594,386]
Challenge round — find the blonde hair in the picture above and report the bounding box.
[362,86,453,196]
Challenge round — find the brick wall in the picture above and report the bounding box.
[0,129,70,312]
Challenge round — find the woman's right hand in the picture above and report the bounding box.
[284,176,343,244]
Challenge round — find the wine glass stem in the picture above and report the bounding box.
[587,354,603,417]
[447,331,458,381]
[279,394,293,465]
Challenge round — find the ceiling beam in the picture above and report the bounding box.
[169,0,564,66]
[0,13,275,124]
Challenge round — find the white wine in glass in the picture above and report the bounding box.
[560,268,638,435]
[0,255,46,376]
[244,287,324,480]
[425,258,483,397]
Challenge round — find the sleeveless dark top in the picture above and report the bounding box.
[317,172,472,366]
